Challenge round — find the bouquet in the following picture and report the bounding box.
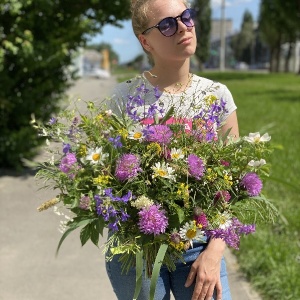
[35,83,277,299]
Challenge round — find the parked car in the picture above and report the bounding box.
[90,68,110,79]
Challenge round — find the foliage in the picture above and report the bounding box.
[0,0,131,169]
[258,0,300,72]
[35,78,276,299]
[231,10,254,65]
[201,71,300,300]
[192,0,211,70]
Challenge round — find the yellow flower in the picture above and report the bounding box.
[93,175,111,186]
[37,197,59,212]
[118,128,128,139]
[170,241,185,251]
[206,168,217,182]
[204,95,218,106]
[147,142,161,155]
[78,144,87,157]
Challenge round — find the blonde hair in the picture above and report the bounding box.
[130,0,188,66]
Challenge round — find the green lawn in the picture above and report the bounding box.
[202,72,300,300]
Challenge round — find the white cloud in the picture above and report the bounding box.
[113,38,130,45]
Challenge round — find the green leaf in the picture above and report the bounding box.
[159,106,175,124]
[133,250,143,300]
[149,244,168,300]
[80,224,91,246]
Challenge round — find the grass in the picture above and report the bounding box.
[117,70,300,299]
[201,72,300,300]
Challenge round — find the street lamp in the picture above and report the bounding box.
[220,0,226,71]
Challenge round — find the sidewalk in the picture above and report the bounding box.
[0,77,262,300]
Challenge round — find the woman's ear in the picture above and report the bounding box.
[138,34,152,52]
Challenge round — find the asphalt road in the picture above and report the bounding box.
[0,76,262,300]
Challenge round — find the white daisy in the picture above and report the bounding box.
[244,132,271,143]
[248,159,266,168]
[85,147,109,165]
[151,161,176,181]
[128,125,145,141]
[179,221,205,248]
[170,148,185,160]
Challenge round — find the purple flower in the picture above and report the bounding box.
[109,135,123,148]
[187,154,205,180]
[115,154,142,181]
[138,204,168,235]
[206,218,255,249]
[59,152,77,173]
[240,172,263,196]
[63,143,71,154]
[79,195,90,210]
[145,125,173,145]
[49,117,57,125]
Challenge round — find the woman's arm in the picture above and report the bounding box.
[184,110,240,300]
[221,110,239,139]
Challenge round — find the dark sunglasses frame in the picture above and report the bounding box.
[141,8,196,37]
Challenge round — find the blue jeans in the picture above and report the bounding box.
[106,242,232,300]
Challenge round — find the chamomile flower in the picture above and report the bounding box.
[128,125,145,141]
[85,147,109,165]
[170,148,185,160]
[151,162,176,181]
[216,212,232,229]
[179,221,205,248]
[244,132,271,143]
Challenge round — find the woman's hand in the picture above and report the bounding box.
[185,239,226,300]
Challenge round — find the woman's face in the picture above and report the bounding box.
[139,0,197,65]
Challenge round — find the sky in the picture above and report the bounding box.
[89,0,260,64]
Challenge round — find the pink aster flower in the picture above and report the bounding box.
[59,152,77,173]
[187,154,205,180]
[138,204,168,235]
[240,172,263,196]
[145,125,173,145]
[115,154,142,181]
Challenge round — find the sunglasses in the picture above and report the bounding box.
[142,8,196,37]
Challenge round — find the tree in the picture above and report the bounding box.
[192,0,211,70]
[231,10,254,65]
[0,0,131,169]
[259,0,300,72]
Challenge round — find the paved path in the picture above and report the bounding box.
[0,77,262,300]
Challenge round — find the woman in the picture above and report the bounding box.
[106,0,239,299]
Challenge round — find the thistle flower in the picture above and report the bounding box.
[145,125,173,145]
[79,195,90,210]
[115,154,142,181]
[194,211,208,229]
[240,172,263,196]
[138,204,168,235]
[59,152,77,173]
[187,154,205,180]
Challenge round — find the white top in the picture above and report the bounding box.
[108,73,237,124]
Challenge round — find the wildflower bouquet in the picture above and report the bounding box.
[35,84,277,299]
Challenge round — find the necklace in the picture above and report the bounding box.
[163,73,193,94]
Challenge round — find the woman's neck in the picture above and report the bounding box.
[144,59,191,94]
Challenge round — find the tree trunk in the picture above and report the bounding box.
[284,43,294,73]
